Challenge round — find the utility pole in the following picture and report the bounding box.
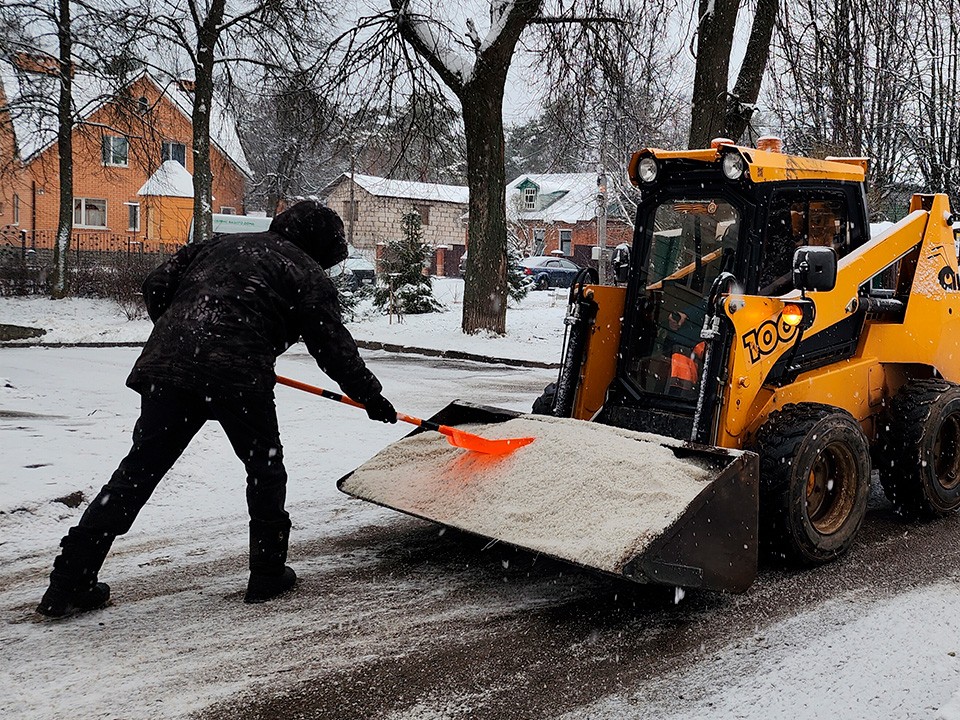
[348,154,356,250]
[596,165,608,285]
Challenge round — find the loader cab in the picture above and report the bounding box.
[600,145,870,442]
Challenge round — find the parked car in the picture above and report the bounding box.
[326,262,359,291]
[520,256,583,289]
[326,247,376,292]
[343,251,376,286]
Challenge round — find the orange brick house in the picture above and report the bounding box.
[505,173,633,267]
[0,57,250,254]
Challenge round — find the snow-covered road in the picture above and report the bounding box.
[2,347,959,720]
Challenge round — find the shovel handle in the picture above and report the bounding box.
[275,375,444,433]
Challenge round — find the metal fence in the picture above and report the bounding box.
[0,226,177,297]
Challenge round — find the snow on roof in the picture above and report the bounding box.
[161,79,251,177]
[0,62,251,176]
[507,173,601,224]
[0,59,117,161]
[138,159,194,197]
[343,173,469,205]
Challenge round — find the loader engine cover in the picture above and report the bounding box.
[338,403,759,592]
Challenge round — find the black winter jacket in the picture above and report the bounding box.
[127,231,381,402]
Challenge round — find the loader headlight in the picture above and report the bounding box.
[722,153,746,180]
[637,157,658,184]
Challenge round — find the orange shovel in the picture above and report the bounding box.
[276,375,535,456]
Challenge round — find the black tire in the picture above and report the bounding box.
[754,403,871,565]
[878,379,960,518]
[535,275,549,291]
[532,383,556,415]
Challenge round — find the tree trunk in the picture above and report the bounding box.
[688,0,776,148]
[725,0,778,143]
[688,0,738,149]
[461,80,509,335]
[390,0,542,335]
[51,0,73,298]
[190,0,225,244]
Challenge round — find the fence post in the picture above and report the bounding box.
[19,229,27,295]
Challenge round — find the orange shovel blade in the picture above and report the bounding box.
[440,425,536,455]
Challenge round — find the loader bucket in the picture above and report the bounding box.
[338,402,759,593]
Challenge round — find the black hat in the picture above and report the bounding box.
[270,200,348,269]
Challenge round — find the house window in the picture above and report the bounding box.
[414,204,431,225]
[12,194,19,225]
[342,200,359,222]
[162,140,186,166]
[533,228,545,256]
[220,206,236,215]
[126,202,140,231]
[523,187,537,210]
[137,96,150,114]
[73,198,107,228]
[560,228,572,256]
[102,135,129,167]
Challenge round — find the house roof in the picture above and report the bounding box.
[507,173,606,224]
[328,173,469,205]
[138,160,193,197]
[0,62,251,177]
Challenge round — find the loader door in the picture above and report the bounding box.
[754,186,866,296]
[623,197,742,404]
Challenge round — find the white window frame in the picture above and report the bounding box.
[102,135,129,167]
[12,194,19,225]
[125,202,140,231]
[74,198,108,229]
[162,140,186,166]
[219,206,236,215]
[523,187,537,210]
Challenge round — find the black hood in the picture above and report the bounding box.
[270,201,348,269]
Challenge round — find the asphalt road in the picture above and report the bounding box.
[197,477,960,720]
[4,347,957,719]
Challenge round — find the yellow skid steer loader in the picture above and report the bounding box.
[340,139,960,593]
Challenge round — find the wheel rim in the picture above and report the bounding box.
[805,441,858,535]
[933,412,960,491]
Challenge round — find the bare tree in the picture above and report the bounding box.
[767,0,921,215]
[908,0,960,206]
[389,0,544,334]
[321,1,654,334]
[687,0,778,148]
[135,0,320,243]
[0,0,142,297]
[237,72,341,215]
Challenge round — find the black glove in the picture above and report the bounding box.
[364,394,397,424]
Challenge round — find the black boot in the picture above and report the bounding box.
[37,528,115,618]
[244,519,296,604]
[37,582,111,618]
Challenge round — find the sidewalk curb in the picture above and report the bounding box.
[0,338,562,370]
[355,340,561,369]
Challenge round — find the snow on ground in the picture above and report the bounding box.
[0,278,570,365]
[564,581,960,720]
[2,292,960,719]
[0,346,554,720]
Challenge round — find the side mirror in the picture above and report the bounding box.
[793,246,837,292]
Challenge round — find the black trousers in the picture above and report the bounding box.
[77,384,289,539]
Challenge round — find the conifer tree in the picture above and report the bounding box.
[374,210,442,315]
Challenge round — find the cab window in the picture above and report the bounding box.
[758,190,851,296]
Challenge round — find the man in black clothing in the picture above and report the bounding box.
[37,201,397,618]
